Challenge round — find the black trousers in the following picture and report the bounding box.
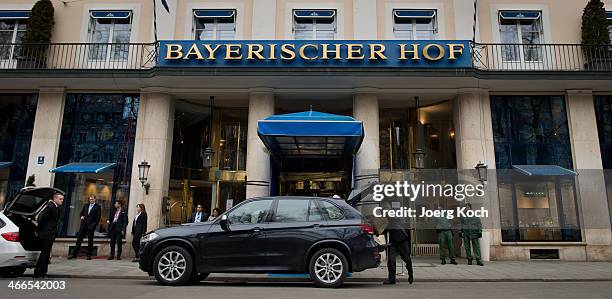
[109,231,123,257]
[132,233,142,258]
[34,238,54,276]
[387,239,414,281]
[74,226,95,257]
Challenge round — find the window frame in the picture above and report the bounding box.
[292,9,337,40]
[0,13,28,64]
[87,10,133,63]
[192,9,237,40]
[392,9,437,40]
[498,10,544,63]
[224,198,274,225]
[318,199,345,221]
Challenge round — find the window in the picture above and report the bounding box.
[227,199,272,224]
[499,11,543,62]
[272,199,309,222]
[0,11,29,61]
[194,9,236,40]
[319,200,343,220]
[293,9,336,40]
[594,95,612,229]
[88,11,132,61]
[607,11,612,42]
[393,10,437,40]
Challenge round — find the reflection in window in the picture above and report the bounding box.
[319,200,343,220]
[0,16,27,60]
[594,95,612,229]
[272,199,309,222]
[54,94,138,237]
[499,11,543,62]
[88,11,132,61]
[393,10,437,40]
[227,199,272,224]
[293,10,336,40]
[194,9,236,40]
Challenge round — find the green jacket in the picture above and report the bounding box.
[460,215,482,239]
[434,216,452,231]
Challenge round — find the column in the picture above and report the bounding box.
[252,0,277,39]
[353,0,377,39]
[566,90,612,260]
[26,87,65,187]
[127,88,174,238]
[246,88,274,198]
[453,88,499,261]
[353,90,380,188]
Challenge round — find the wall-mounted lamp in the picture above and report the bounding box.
[138,160,151,194]
[475,161,488,183]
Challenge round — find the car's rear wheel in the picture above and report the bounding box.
[153,246,194,286]
[0,266,26,278]
[308,248,348,288]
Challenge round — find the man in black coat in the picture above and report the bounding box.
[33,192,64,279]
[189,204,208,223]
[383,217,414,285]
[69,194,101,260]
[107,199,128,260]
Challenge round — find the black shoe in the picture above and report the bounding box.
[408,276,414,284]
[477,261,484,266]
[107,255,115,260]
[116,256,121,260]
[450,259,458,265]
[67,255,76,260]
[86,256,92,260]
[467,259,473,265]
[131,258,139,263]
[383,279,396,285]
[441,259,447,265]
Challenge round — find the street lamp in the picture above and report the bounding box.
[475,161,488,183]
[138,160,151,194]
[413,148,425,169]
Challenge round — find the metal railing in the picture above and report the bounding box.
[472,43,612,71]
[0,42,611,72]
[0,42,157,70]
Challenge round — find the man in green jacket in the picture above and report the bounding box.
[433,205,457,265]
[460,203,484,266]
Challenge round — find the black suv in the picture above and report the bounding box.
[138,196,381,287]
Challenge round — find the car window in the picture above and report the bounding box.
[319,200,344,220]
[7,188,54,215]
[0,217,5,229]
[272,200,309,222]
[308,200,323,221]
[227,199,272,224]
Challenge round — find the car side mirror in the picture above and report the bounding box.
[219,214,229,231]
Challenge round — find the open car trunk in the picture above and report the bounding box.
[2,187,64,251]
[346,183,388,235]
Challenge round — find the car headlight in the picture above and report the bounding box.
[140,232,159,243]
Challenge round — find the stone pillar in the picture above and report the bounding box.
[127,88,174,239]
[26,87,65,187]
[353,90,380,188]
[246,89,274,198]
[566,90,612,260]
[453,89,499,261]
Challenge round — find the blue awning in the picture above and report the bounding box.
[607,11,612,20]
[50,163,116,174]
[293,10,336,19]
[512,165,577,176]
[194,9,236,18]
[499,11,541,20]
[0,162,12,169]
[258,111,363,158]
[394,10,436,19]
[0,11,30,19]
[90,10,132,19]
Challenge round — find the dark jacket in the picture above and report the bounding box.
[108,208,128,235]
[131,213,148,236]
[190,211,208,223]
[37,201,60,241]
[460,214,483,239]
[384,217,410,244]
[79,203,101,231]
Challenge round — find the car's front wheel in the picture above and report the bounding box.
[308,248,348,288]
[153,246,194,286]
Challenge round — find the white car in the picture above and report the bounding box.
[0,187,62,278]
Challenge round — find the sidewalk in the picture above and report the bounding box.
[27,257,612,282]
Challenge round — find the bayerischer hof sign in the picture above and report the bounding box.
[157,40,471,68]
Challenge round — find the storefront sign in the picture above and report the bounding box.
[157,40,471,68]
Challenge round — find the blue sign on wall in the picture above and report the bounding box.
[157,40,471,68]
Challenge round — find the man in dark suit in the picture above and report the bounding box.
[107,199,128,260]
[383,217,414,285]
[131,203,148,262]
[33,192,64,279]
[69,194,101,260]
[189,204,208,223]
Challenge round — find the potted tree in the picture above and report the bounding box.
[581,0,612,70]
[18,0,54,68]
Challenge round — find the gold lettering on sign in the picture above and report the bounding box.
[346,44,365,60]
[399,44,420,60]
[247,44,265,60]
[299,44,318,60]
[165,44,183,59]
[203,44,221,60]
[447,44,464,60]
[422,44,445,61]
[268,44,277,60]
[281,44,296,60]
[369,44,387,60]
[184,43,204,59]
[225,44,242,59]
[322,44,342,59]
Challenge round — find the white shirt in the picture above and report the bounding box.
[88,203,94,214]
[195,212,202,222]
[134,212,141,223]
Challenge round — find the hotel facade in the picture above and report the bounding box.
[0,0,611,261]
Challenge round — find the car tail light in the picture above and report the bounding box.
[359,223,374,235]
[2,232,19,242]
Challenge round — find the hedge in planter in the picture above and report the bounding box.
[20,0,55,68]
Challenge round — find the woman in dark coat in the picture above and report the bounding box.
[131,203,148,262]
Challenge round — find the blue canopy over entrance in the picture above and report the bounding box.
[257,111,364,158]
[50,162,116,174]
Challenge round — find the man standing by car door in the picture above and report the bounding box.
[69,194,101,260]
[107,200,128,260]
[383,216,414,285]
[33,192,64,279]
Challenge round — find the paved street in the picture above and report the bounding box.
[2,278,612,299]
